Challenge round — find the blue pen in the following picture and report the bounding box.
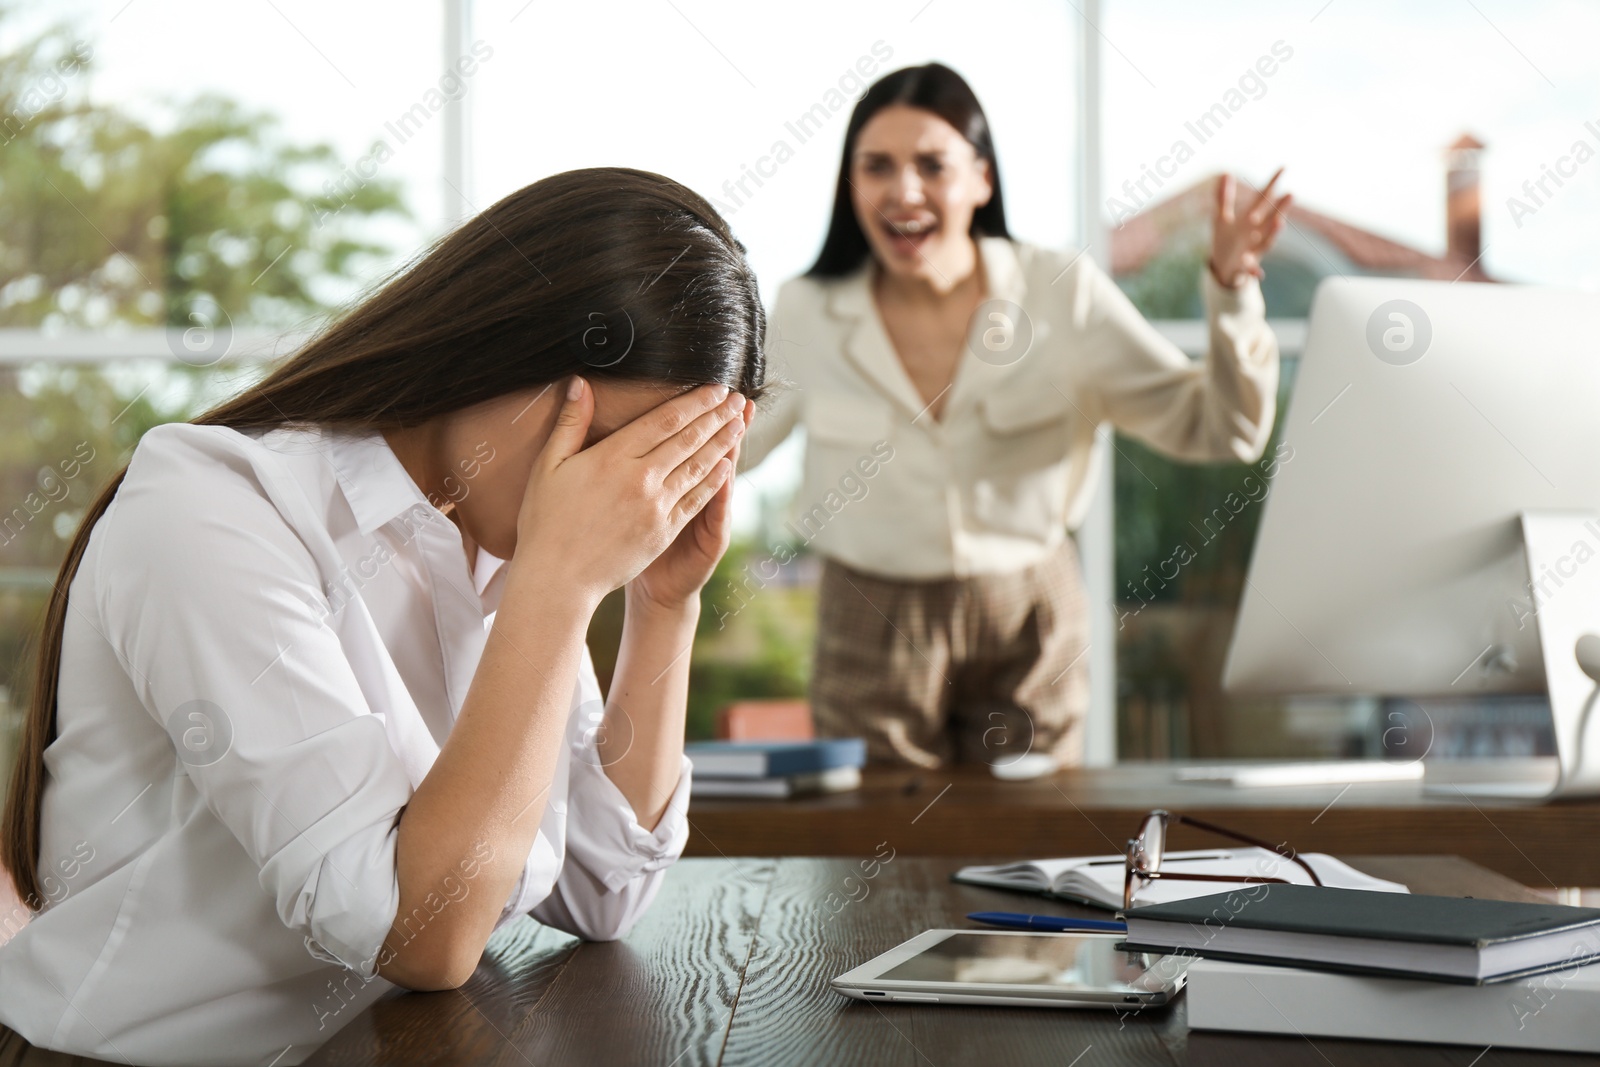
[966,911,1127,933]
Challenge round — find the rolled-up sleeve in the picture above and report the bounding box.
[95,428,412,977]
[1075,257,1279,463]
[564,753,692,893]
[522,752,692,942]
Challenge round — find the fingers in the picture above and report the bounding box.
[540,375,593,465]
[1216,174,1236,224]
[1248,164,1286,217]
[731,398,755,469]
[706,464,734,545]
[1248,168,1288,227]
[1211,168,1290,286]
[1245,195,1290,259]
[1248,167,1284,215]
[672,457,733,526]
[649,389,746,472]
[612,382,730,459]
[698,463,734,541]
[732,403,753,461]
[665,401,746,500]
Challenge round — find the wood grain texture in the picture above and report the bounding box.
[686,765,1600,886]
[502,856,773,1067]
[720,856,1184,1067]
[304,919,581,1066]
[305,859,773,1066]
[304,856,1583,1067]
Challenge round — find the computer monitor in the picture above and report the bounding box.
[1222,276,1600,798]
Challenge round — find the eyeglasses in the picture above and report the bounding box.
[1123,809,1323,910]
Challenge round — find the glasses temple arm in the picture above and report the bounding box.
[1171,812,1323,886]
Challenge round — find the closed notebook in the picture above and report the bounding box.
[953,848,1407,911]
[1186,956,1600,1053]
[1122,884,1600,985]
[690,766,861,798]
[684,739,866,779]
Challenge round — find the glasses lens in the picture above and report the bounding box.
[1123,841,1146,909]
[1140,812,1167,874]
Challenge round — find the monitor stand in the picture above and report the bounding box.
[1424,511,1600,800]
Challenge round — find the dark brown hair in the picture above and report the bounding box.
[807,62,1010,278]
[2,166,766,907]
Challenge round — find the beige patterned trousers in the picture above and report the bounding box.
[810,537,1091,769]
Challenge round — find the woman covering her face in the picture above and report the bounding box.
[0,168,764,1066]
[738,64,1288,775]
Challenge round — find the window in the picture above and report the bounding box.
[5,1,1591,775]
[1102,0,1597,757]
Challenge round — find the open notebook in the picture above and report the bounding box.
[954,848,1409,911]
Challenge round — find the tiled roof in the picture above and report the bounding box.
[1110,176,1493,283]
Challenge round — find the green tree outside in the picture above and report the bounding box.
[0,6,408,773]
[1112,245,1314,759]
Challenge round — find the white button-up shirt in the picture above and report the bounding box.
[0,423,692,1066]
[738,237,1279,579]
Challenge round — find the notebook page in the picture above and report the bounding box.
[1066,849,1410,908]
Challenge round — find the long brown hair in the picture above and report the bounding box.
[2,166,767,907]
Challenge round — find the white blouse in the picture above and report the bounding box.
[737,237,1279,579]
[0,422,692,1066]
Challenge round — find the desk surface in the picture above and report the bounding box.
[687,763,1600,886]
[306,855,1571,1067]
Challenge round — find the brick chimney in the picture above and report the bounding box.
[1445,133,1485,266]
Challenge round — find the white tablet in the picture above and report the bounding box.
[831,930,1190,1009]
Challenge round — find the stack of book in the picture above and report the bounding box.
[684,739,864,796]
[1121,884,1600,1053]
[685,738,867,798]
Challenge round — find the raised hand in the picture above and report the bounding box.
[1209,168,1290,289]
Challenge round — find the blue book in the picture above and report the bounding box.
[684,738,867,779]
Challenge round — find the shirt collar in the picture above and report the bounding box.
[321,428,512,607]
[815,236,1031,425]
[321,428,438,536]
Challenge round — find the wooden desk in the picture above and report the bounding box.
[687,764,1600,887]
[306,855,1572,1066]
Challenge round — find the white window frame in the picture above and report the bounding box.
[0,1,1312,764]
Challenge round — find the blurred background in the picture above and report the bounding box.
[0,0,1593,787]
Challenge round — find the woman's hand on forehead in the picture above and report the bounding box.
[606,382,737,459]
[582,379,699,449]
